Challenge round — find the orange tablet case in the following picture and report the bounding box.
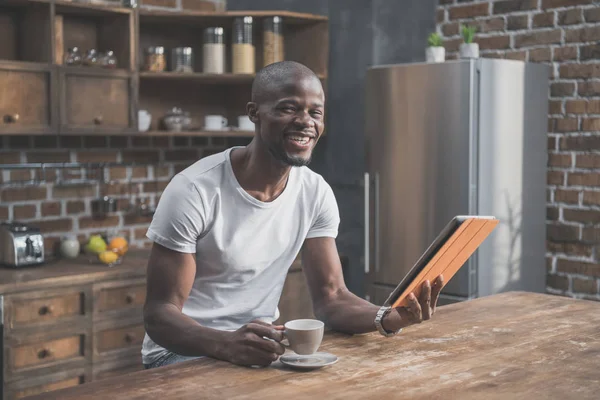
[386,216,499,308]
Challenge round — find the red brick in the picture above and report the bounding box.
[134,227,148,240]
[0,206,8,219]
[79,216,120,229]
[579,82,600,97]
[154,166,171,178]
[474,17,505,33]
[542,0,592,9]
[507,15,529,30]
[555,118,578,132]
[132,167,148,179]
[449,3,489,20]
[548,153,572,168]
[548,223,580,241]
[33,136,58,149]
[41,201,61,217]
[582,226,600,242]
[566,26,600,43]
[558,9,584,26]
[493,0,537,14]
[53,184,95,199]
[588,100,600,114]
[153,137,169,147]
[577,154,600,169]
[109,136,129,149]
[164,150,199,162]
[505,50,528,61]
[555,189,580,204]
[1,187,47,202]
[58,136,82,149]
[143,181,169,193]
[13,204,37,220]
[443,38,463,52]
[533,11,555,28]
[124,214,153,225]
[557,259,600,278]
[437,9,445,24]
[442,22,460,36]
[0,152,21,164]
[547,206,560,221]
[547,241,593,257]
[10,169,31,182]
[26,151,70,163]
[548,171,565,185]
[560,64,600,79]
[547,274,569,291]
[109,167,128,180]
[563,208,600,224]
[561,135,600,150]
[105,183,134,196]
[565,100,587,114]
[66,200,85,214]
[132,137,152,148]
[549,136,558,151]
[572,277,597,294]
[568,172,600,186]
[582,118,600,131]
[580,44,600,61]
[515,29,562,48]
[583,191,600,206]
[180,0,218,11]
[476,35,511,50]
[482,52,505,59]
[43,236,61,255]
[549,100,563,114]
[529,48,551,62]
[76,151,118,163]
[122,150,160,163]
[8,136,30,148]
[553,46,577,61]
[550,82,575,97]
[37,218,73,233]
[585,7,600,22]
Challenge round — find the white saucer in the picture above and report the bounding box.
[280,352,338,370]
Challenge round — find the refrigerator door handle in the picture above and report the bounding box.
[374,172,380,274]
[364,172,370,274]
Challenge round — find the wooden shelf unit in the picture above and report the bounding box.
[0,0,329,138]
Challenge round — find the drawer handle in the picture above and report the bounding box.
[38,305,54,316]
[124,333,136,343]
[3,113,19,123]
[94,116,103,125]
[125,294,135,304]
[37,348,53,359]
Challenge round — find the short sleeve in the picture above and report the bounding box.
[146,174,206,253]
[306,182,340,239]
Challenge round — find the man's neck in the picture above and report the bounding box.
[230,141,291,203]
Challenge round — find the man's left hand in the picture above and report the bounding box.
[382,275,444,333]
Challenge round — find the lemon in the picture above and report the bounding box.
[98,250,119,265]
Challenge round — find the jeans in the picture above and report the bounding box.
[144,351,202,369]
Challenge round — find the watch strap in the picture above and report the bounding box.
[375,306,402,337]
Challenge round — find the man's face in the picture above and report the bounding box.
[254,75,325,167]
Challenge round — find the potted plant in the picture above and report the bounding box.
[426,32,445,63]
[459,25,479,59]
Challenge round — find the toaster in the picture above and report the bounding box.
[0,222,45,268]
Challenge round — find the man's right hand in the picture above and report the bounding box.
[220,320,286,367]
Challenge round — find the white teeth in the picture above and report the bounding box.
[289,136,310,144]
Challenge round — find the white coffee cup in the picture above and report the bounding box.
[237,115,254,131]
[283,319,324,355]
[204,115,228,130]
[138,110,151,132]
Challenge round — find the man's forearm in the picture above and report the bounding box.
[144,302,228,359]
[315,288,381,334]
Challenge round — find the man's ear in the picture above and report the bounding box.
[247,102,259,123]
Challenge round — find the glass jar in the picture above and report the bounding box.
[64,47,82,66]
[171,47,194,73]
[83,49,100,67]
[144,46,166,72]
[162,107,191,132]
[263,16,284,67]
[102,50,118,69]
[203,27,225,74]
[232,16,255,74]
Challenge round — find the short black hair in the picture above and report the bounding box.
[251,61,321,105]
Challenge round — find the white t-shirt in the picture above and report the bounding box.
[142,147,340,364]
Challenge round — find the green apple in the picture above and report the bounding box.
[84,235,107,254]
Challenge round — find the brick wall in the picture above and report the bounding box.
[0,135,250,254]
[436,0,600,301]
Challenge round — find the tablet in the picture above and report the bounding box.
[383,215,499,308]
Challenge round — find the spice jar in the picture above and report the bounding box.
[263,16,284,67]
[171,47,194,73]
[144,46,166,72]
[83,49,100,67]
[203,27,225,74]
[102,50,118,69]
[65,47,82,66]
[232,16,255,74]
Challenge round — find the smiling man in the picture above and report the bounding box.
[142,61,443,369]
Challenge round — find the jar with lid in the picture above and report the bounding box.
[83,49,100,67]
[171,47,194,73]
[232,16,255,74]
[203,27,225,74]
[263,16,284,67]
[144,46,166,72]
[65,47,82,66]
[102,50,118,69]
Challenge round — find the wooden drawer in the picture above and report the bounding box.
[60,69,133,133]
[6,368,90,400]
[97,323,145,355]
[4,288,89,333]
[0,64,55,134]
[94,278,146,318]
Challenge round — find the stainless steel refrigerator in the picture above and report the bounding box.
[364,59,550,305]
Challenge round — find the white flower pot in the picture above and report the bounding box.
[425,46,445,63]
[459,43,480,59]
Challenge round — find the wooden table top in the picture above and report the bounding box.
[29,291,600,400]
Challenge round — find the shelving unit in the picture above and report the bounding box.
[0,0,329,138]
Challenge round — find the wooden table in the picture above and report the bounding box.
[28,291,600,400]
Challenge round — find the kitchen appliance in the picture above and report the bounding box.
[364,59,549,305]
[0,222,45,268]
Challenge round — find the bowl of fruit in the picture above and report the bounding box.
[84,234,129,267]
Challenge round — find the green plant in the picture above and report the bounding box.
[461,25,477,44]
[427,32,443,47]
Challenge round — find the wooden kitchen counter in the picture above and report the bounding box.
[27,291,600,400]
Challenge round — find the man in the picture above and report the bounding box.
[142,61,444,369]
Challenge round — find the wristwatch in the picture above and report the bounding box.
[375,306,402,337]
